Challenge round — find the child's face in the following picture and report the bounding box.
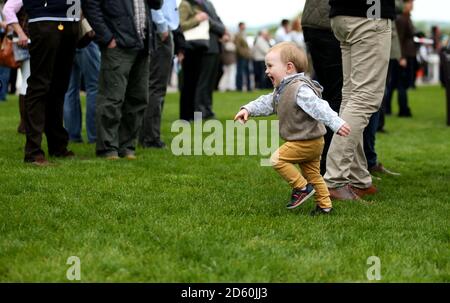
[265,50,294,88]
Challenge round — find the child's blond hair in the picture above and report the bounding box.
[269,42,308,73]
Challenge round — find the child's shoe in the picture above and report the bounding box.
[286,184,315,209]
[310,206,334,216]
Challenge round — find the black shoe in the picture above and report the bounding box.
[310,206,334,216]
[286,184,315,210]
[142,140,166,149]
[49,150,75,158]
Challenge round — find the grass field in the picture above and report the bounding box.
[0,86,449,282]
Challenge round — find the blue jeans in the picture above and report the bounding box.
[0,66,11,101]
[63,42,100,143]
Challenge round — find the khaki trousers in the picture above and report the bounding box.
[271,138,332,209]
[325,16,391,188]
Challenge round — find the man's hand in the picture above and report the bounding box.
[17,33,29,48]
[399,58,407,68]
[234,109,249,124]
[337,123,351,137]
[87,30,95,39]
[107,38,117,49]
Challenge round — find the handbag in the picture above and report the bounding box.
[183,20,210,51]
[0,36,21,69]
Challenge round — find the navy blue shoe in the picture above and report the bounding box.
[286,184,315,210]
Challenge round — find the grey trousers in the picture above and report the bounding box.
[324,16,391,188]
[139,34,174,145]
[95,47,150,156]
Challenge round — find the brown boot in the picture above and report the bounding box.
[350,185,378,198]
[17,95,26,134]
[328,185,360,200]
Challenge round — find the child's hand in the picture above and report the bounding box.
[234,109,249,124]
[337,123,351,137]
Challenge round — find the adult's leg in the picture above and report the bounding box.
[325,17,391,189]
[24,22,60,161]
[195,53,219,118]
[179,49,201,120]
[0,67,11,101]
[140,35,173,146]
[119,49,150,156]
[363,110,380,170]
[304,27,343,175]
[45,22,78,156]
[80,42,101,143]
[63,50,83,142]
[95,47,133,156]
[235,57,244,91]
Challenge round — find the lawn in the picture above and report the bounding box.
[0,86,449,282]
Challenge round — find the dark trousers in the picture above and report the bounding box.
[363,110,380,169]
[303,27,343,175]
[96,47,150,156]
[236,57,251,91]
[384,59,412,117]
[253,60,271,89]
[139,34,173,145]
[180,50,219,120]
[24,21,78,162]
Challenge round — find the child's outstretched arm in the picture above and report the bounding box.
[235,93,276,123]
[296,85,351,136]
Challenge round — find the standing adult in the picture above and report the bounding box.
[302,0,343,175]
[22,0,80,165]
[83,0,163,159]
[290,18,305,50]
[274,19,291,44]
[179,0,225,121]
[234,22,252,92]
[139,0,180,149]
[324,0,394,199]
[252,29,271,90]
[394,0,415,117]
[218,32,237,92]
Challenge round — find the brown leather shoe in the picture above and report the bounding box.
[350,185,378,198]
[369,162,401,176]
[29,155,50,167]
[328,185,360,200]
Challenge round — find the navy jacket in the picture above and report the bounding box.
[82,0,163,50]
[23,0,78,23]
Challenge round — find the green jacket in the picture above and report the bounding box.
[301,0,332,31]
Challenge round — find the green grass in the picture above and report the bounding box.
[0,86,449,282]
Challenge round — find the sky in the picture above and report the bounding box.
[208,0,450,29]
